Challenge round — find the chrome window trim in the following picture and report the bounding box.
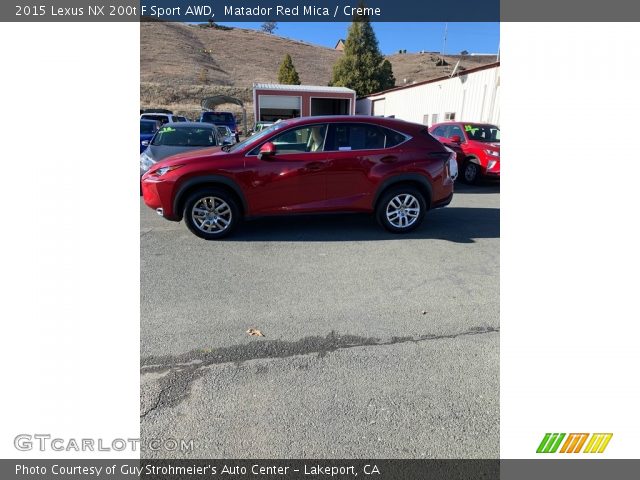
[244,121,412,157]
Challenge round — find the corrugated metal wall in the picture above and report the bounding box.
[356,66,500,127]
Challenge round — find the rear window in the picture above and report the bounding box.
[201,112,234,124]
[141,114,169,125]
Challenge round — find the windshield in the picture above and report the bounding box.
[227,122,284,152]
[464,124,500,143]
[140,121,156,134]
[152,126,218,147]
[217,126,229,135]
[201,112,234,124]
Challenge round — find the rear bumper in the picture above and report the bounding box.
[431,192,453,209]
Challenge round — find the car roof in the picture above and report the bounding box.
[159,122,215,128]
[432,121,499,128]
[272,115,425,130]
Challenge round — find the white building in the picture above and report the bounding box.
[356,62,500,127]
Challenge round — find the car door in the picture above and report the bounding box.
[322,123,409,210]
[244,124,330,214]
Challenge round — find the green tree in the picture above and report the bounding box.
[278,54,301,85]
[330,10,395,96]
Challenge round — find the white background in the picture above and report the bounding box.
[0,22,638,459]
[0,23,140,458]
[501,23,640,458]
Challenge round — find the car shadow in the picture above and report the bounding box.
[454,181,500,194]
[231,206,499,243]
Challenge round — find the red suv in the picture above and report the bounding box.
[429,122,500,184]
[141,116,457,239]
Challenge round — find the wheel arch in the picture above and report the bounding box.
[173,176,247,220]
[372,174,433,210]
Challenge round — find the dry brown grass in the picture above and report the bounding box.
[141,22,496,122]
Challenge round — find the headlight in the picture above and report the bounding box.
[485,149,500,157]
[153,165,184,177]
[140,153,154,172]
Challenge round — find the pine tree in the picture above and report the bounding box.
[330,11,395,97]
[278,54,301,85]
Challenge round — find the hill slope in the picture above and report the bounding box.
[141,22,496,122]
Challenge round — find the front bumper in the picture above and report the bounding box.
[140,177,180,221]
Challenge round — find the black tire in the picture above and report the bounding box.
[462,159,481,184]
[183,188,240,240]
[376,186,427,234]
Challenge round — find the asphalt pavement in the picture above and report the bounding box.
[140,182,500,458]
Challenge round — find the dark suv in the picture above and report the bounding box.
[141,116,457,239]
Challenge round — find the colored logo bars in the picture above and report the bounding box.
[536,433,613,453]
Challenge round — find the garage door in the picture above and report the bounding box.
[372,99,385,116]
[259,95,301,110]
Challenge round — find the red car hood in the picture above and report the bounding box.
[152,146,226,169]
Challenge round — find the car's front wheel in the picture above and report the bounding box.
[462,160,481,184]
[183,189,240,240]
[377,187,426,233]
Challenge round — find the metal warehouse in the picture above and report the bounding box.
[253,84,356,122]
[356,62,500,127]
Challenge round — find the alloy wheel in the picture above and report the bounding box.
[386,194,420,229]
[191,196,232,233]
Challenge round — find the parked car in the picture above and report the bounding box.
[429,122,500,184]
[140,113,188,125]
[141,116,457,239]
[140,122,222,176]
[214,125,236,145]
[252,121,274,135]
[199,111,239,142]
[140,119,160,153]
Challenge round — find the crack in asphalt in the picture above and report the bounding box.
[139,327,499,419]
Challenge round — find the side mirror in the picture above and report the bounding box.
[449,135,462,143]
[258,142,276,160]
[141,140,150,147]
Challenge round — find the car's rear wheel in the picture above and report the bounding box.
[377,187,426,233]
[462,160,480,184]
[183,189,240,240]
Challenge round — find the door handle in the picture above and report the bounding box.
[380,156,398,164]
[307,162,325,171]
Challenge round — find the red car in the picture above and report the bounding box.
[429,122,500,184]
[141,115,457,239]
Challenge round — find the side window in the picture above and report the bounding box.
[381,127,408,148]
[328,124,404,151]
[432,126,445,137]
[268,124,327,154]
[449,125,465,140]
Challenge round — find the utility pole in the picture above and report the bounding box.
[442,22,448,56]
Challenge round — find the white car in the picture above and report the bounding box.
[214,125,235,145]
[140,113,188,125]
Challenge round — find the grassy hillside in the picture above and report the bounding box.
[141,22,496,123]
